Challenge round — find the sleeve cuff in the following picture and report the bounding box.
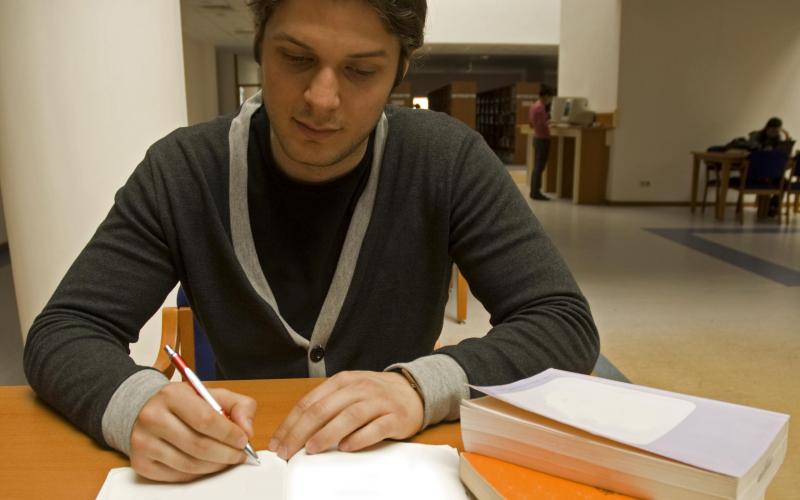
[386,354,470,430]
[101,369,170,455]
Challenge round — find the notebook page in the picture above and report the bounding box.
[285,442,469,500]
[95,451,286,500]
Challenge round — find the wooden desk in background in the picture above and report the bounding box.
[521,124,611,204]
[0,379,462,499]
[689,150,747,222]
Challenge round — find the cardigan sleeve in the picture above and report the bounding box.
[436,131,600,391]
[23,150,179,448]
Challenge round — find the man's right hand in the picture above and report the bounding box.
[129,383,257,482]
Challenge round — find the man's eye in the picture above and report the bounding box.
[283,53,313,65]
[348,67,375,78]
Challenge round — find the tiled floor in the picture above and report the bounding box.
[440,179,800,499]
[1,172,798,497]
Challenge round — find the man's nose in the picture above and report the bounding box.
[304,67,341,113]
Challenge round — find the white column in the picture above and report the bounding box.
[558,0,621,113]
[0,1,187,365]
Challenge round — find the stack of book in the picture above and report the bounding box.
[460,369,789,500]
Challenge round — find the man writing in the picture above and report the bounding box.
[528,87,555,201]
[24,0,599,483]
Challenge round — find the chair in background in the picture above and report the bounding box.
[700,159,721,214]
[783,155,800,223]
[728,150,791,223]
[700,147,724,214]
[152,288,217,379]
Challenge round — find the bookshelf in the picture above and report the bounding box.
[477,82,541,164]
[389,81,413,108]
[427,81,477,129]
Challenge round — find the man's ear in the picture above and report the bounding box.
[401,55,412,81]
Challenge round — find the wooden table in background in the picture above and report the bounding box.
[521,124,611,204]
[0,379,462,499]
[690,150,748,221]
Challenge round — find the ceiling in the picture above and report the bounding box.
[181,0,254,51]
[180,0,559,58]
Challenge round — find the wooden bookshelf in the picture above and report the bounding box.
[427,81,476,129]
[389,81,413,108]
[477,82,541,164]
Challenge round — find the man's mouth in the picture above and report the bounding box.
[293,118,341,140]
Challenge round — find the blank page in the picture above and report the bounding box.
[95,452,285,500]
[286,442,468,500]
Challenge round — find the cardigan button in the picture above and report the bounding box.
[309,345,325,363]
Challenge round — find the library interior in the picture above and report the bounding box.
[0,0,798,498]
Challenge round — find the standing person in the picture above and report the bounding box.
[23,0,599,483]
[529,87,555,200]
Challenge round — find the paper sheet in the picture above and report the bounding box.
[286,443,468,500]
[95,442,468,499]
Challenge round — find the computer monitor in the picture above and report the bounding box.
[551,97,594,126]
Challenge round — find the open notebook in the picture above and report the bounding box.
[95,442,469,500]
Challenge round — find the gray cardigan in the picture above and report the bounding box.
[24,101,599,455]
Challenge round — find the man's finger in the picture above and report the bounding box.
[277,387,364,459]
[130,454,199,483]
[337,414,396,452]
[148,438,233,476]
[305,400,385,454]
[165,389,249,450]
[148,411,247,464]
[269,373,354,451]
[209,388,258,439]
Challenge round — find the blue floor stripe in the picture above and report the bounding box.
[593,354,630,383]
[646,228,800,287]
[0,243,9,268]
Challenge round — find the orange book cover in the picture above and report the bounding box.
[460,452,638,500]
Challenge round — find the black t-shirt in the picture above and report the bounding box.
[248,106,374,339]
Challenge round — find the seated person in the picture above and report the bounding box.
[23,0,599,484]
[748,117,793,152]
[747,117,792,216]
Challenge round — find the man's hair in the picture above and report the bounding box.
[539,86,555,98]
[765,117,783,129]
[247,0,427,86]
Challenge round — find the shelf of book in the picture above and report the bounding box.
[427,81,477,129]
[476,82,541,164]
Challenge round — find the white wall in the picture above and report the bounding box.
[183,37,220,126]
[0,1,186,365]
[426,0,560,46]
[0,188,6,245]
[609,0,800,201]
[558,0,620,112]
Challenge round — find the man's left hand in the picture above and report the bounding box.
[268,371,423,460]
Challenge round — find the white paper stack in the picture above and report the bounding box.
[461,369,789,499]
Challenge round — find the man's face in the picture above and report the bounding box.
[260,0,403,180]
[766,126,780,139]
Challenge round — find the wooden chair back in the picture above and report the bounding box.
[152,307,195,378]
